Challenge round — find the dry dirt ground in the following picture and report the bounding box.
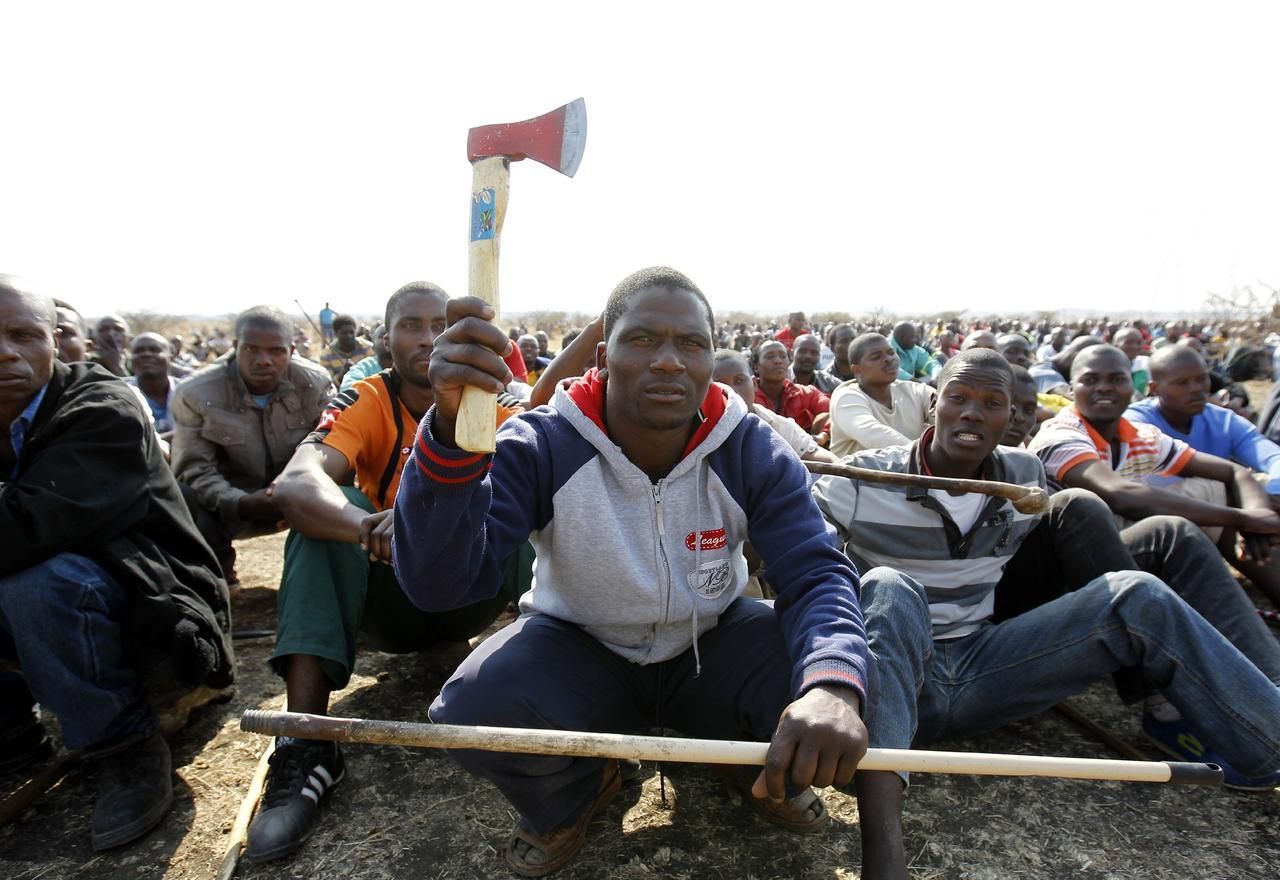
[5,527,1280,877]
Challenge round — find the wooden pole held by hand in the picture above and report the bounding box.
[456,155,510,453]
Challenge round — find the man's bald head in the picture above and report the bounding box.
[0,274,56,328]
[1148,341,1207,382]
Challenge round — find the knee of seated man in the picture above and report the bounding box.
[1142,514,1205,545]
[1050,486,1110,520]
[6,553,122,613]
[1104,570,1180,607]
[860,567,931,626]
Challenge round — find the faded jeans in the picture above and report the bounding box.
[0,553,153,749]
[994,487,1280,685]
[862,566,1280,782]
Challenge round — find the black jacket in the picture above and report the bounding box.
[1,361,234,688]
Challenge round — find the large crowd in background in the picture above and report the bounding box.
[5,272,1280,878]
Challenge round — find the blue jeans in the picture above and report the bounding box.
[862,566,1280,782]
[0,553,152,749]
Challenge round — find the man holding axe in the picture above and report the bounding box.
[393,268,876,876]
[813,348,1280,879]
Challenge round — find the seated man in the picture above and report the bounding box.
[317,313,373,383]
[753,339,830,437]
[517,333,553,385]
[53,300,91,362]
[789,333,843,394]
[1112,326,1150,397]
[995,333,1033,369]
[0,275,233,850]
[339,323,393,391]
[890,321,940,383]
[89,313,131,377]
[395,268,873,877]
[244,281,522,862]
[829,333,934,457]
[813,349,1280,878]
[712,349,836,463]
[126,332,182,439]
[999,365,1040,447]
[1028,345,1280,588]
[1127,343,1280,497]
[170,307,335,590]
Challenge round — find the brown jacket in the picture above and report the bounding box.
[170,356,334,528]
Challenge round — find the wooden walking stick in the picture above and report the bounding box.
[803,459,1051,515]
[456,98,588,452]
[216,736,275,880]
[241,711,1222,786]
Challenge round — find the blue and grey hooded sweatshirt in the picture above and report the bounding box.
[393,369,870,703]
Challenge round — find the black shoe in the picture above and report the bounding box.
[90,730,174,851]
[245,739,345,862]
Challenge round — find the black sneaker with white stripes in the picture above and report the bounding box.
[245,738,345,862]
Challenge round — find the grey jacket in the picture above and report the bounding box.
[170,356,335,527]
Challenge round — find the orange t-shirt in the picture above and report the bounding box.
[306,373,515,511]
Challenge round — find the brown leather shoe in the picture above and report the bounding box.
[504,760,623,877]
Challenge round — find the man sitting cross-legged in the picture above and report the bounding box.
[1126,343,1280,604]
[813,348,1280,880]
[394,268,874,878]
[829,333,935,457]
[1028,344,1280,594]
[243,282,522,862]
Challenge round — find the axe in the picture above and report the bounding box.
[456,98,588,453]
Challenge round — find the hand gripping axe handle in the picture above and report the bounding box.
[457,98,588,452]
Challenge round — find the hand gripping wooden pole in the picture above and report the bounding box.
[803,459,1051,515]
[456,98,587,452]
[241,711,1222,786]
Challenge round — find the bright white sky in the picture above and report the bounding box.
[3,2,1279,325]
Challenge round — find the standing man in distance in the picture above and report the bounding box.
[170,307,334,590]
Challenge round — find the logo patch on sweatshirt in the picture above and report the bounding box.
[685,528,727,552]
[687,559,733,599]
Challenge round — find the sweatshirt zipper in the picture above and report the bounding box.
[654,481,673,624]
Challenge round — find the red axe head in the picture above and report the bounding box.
[467,98,587,177]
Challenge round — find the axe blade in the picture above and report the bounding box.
[467,98,587,177]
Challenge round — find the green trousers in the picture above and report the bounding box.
[270,486,530,690]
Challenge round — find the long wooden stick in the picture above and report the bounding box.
[240,711,1220,785]
[803,460,1050,515]
[216,733,275,880]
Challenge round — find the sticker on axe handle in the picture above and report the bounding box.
[470,188,496,242]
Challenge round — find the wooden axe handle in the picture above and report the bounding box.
[803,460,1050,514]
[456,156,510,453]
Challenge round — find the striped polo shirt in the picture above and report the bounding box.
[813,432,1046,639]
[1027,406,1192,492]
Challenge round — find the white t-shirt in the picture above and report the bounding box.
[928,489,985,534]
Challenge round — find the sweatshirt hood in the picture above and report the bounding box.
[562,367,738,464]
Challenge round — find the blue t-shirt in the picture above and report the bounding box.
[1126,398,1280,493]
